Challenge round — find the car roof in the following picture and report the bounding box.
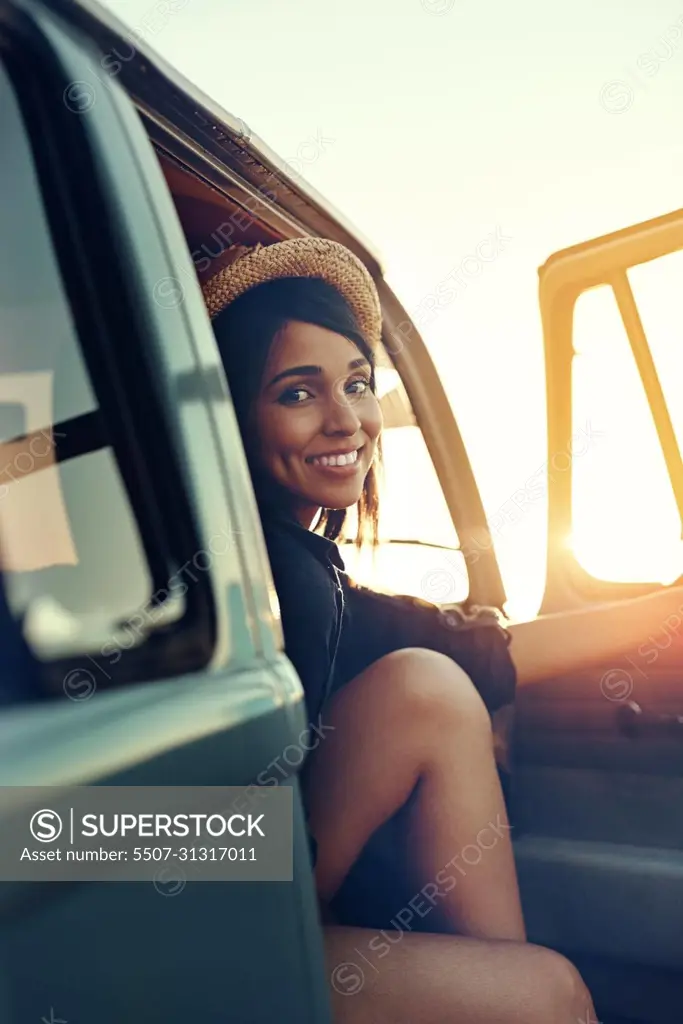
[28,0,385,280]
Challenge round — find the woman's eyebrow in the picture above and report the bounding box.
[266,364,321,388]
[266,356,369,389]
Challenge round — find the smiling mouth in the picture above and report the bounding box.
[306,446,362,468]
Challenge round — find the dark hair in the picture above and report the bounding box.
[212,276,381,548]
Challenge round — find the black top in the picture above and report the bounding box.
[261,510,517,725]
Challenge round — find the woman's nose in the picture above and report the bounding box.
[322,387,362,435]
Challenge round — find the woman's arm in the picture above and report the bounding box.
[508,585,683,685]
[338,580,517,713]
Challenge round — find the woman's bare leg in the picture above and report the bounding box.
[306,647,525,941]
[324,926,596,1024]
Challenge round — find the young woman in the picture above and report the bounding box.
[203,237,679,1023]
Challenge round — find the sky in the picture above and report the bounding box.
[100,0,683,619]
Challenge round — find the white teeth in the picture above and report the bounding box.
[310,450,359,467]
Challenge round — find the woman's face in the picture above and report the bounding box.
[253,320,383,526]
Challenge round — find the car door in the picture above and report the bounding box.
[511,209,683,1024]
[0,4,331,1022]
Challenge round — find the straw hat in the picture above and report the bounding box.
[201,237,382,349]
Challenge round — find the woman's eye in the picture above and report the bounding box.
[346,377,371,396]
[279,386,312,405]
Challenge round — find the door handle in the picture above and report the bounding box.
[616,700,683,738]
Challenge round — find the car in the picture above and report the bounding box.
[0,0,682,1021]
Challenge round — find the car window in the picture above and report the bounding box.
[572,282,683,584]
[341,363,468,603]
[0,59,152,660]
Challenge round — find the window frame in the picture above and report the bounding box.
[0,27,216,693]
[539,207,683,613]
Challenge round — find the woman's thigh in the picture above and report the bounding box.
[324,926,593,1024]
[303,645,491,804]
[305,647,498,926]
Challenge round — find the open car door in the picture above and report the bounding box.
[0,2,331,1021]
[512,209,683,1024]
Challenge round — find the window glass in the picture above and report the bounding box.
[341,364,468,603]
[0,61,152,659]
[571,283,683,583]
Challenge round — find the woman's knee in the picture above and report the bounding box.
[369,647,491,737]
[323,929,594,1024]
[524,945,594,1023]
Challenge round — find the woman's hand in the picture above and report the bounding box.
[507,585,683,686]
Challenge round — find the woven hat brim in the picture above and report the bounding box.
[201,237,382,350]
